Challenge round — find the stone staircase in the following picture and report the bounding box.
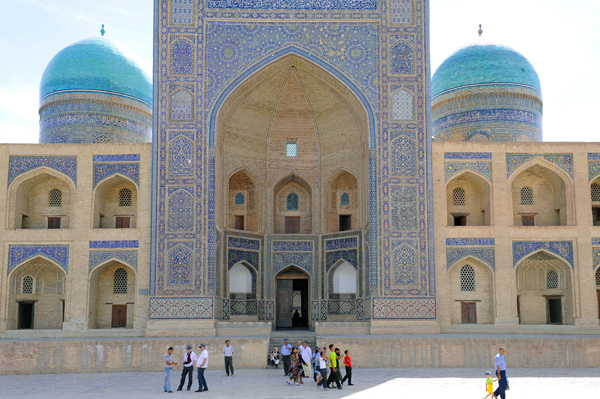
[266,329,317,368]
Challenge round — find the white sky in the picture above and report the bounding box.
[0,0,598,143]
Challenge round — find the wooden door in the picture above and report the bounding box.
[461,302,477,324]
[116,217,131,228]
[47,217,61,229]
[277,279,293,328]
[285,217,300,234]
[111,305,127,328]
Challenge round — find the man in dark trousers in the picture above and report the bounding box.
[281,339,292,375]
[326,344,342,389]
[177,345,197,391]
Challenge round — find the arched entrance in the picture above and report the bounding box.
[276,266,309,329]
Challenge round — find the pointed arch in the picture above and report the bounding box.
[227,167,262,232]
[509,159,573,226]
[272,172,313,234]
[447,257,495,325]
[92,174,138,229]
[446,169,492,226]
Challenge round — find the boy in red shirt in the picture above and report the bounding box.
[341,349,353,386]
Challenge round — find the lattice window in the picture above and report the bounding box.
[520,186,534,205]
[391,89,414,121]
[340,192,350,206]
[452,187,465,206]
[235,192,245,205]
[113,268,128,294]
[49,189,62,207]
[287,193,299,211]
[546,270,559,289]
[119,188,132,207]
[286,140,297,157]
[591,184,600,202]
[292,290,302,311]
[595,268,600,286]
[21,275,34,294]
[460,265,475,291]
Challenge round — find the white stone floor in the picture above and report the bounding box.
[1,368,599,398]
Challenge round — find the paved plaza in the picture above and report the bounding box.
[1,367,599,398]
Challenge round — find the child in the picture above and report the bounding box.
[316,350,329,390]
[341,349,353,386]
[484,371,497,399]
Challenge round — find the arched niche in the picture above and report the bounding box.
[272,173,312,234]
[446,171,492,226]
[213,53,369,235]
[327,260,357,319]
[589,179,600,225]
[227,169,261,232]
[8,169,74,229]
[88,260,136,329]
[516,251,573,325]
[93,175,138,229]
[7,257,66,330]
[447,258,494,324]
[325,169,359,232]
[510,162,572,226]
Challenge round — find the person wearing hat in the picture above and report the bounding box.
[195,344,209,392]
[484,371,498,399]
[281,339,292,376]
[177,345,197,391]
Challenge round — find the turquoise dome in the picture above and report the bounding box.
[432,45,541,98]
[40,37,152,105]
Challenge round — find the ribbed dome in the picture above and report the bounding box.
[432,45,541,98]
[40,37,152,105]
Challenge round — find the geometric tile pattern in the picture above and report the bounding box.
[88,250,138,273]
[320,300,327,320]
[389,0,413,25]
[592,247,600,268]
[8,156,77,187]
[512,241,573,268]
[444,152,492,160]
[328,300,355,314]
[391,185,417,230]
[266,301,274,320]
[311,301,319,321]
[89,240,139,249]
[167,189,194,232]
[372,297,436,319]
[8,245,69,275]
[149,297,214,319]
[222,298,230,320]
[324,237,358,251]
[230,300,257,315]
[273,252,312,274]
[168,134,194,177]
[325,249,358,271]
[93,154,141,162]
[227,249,259,269]
[355,298,363,320]
[171,0,195,25]
[170,37,195,75]
[446,238,495,246]
[390,89,413,120]
[168,245,193,285]
[505,153,573,179]
[392,242,417,285]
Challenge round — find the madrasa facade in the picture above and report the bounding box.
[1,0,600,350]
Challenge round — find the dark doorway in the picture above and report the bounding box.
[276,267,309,330]
[453,215,466,226]
[47,217,61,229]
[461,302,477,324]
[285,216,300,234]
[339,215,351,231]
[547,297,562,324]
[111,304,127,328]
[234,215,244,230]
[18,302,35,329]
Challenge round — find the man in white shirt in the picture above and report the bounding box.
[223,339,234,376]
[177,345,197,391]
[300,341,312,378]
[281,339,292,376]
[195,344,209,392]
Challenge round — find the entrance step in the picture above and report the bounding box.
[267,330,317,368]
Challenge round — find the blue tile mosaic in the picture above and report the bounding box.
[372,297,436,319]
[8,156,77,187]
[93,163,140,188]
[391,131,416,177]
[228,249,259,269]
[592,238,600,246]
[446,238,494,246]
[512,241,573,268]
[93,154,140,162]
[272,241,313,252]
[206,0,377,10]
[389,35,414,75]
[149,297,214,319]
[89,250,138,273]
[325,250,358,271]
[89,240,139,249]
[444,152,492,160]
[446,247,495,270]
[325,237,358,251]
[228,237,261,251]
[506,153,573,179]
[444,161,492,182]
[8,245,69,275]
